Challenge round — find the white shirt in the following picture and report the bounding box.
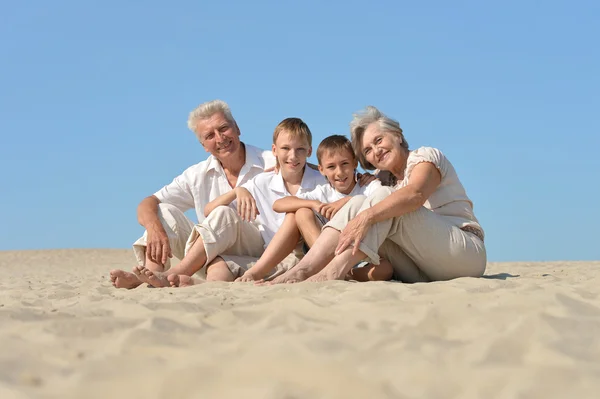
[298,179,383,203]
[154,144,276,223]
[242,166,326,246]
[397,146,483,237]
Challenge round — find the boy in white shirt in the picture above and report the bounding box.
[134,117,324,287]
[272,135,394,282]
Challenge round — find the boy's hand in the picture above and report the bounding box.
[356,172,377,186]
[311,200,324,213]
[235,187,259,222]
[235,271,259,282]
[318,201,343,220]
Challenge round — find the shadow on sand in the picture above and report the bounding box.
[482,273,520,280]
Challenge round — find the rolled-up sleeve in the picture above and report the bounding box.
[154,173,195,212]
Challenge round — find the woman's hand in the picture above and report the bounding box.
[335,210,373,256]
[235,187,259,222]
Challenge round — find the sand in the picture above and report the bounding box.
[0,249,599,399]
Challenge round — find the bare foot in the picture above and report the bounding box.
[110,269,142,289]
[132,266,170,288]
[168,274,202,288]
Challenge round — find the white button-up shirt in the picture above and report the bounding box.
[154,144,276,223]
[242,166,326,246]
[297,179,383,203]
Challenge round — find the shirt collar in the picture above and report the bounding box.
[243,144,266,169]
[268,166,315,195]
[206,143,263,173]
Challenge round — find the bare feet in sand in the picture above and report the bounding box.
[110,269,143,289]
[133,266,171,288]
[168,274,202,287]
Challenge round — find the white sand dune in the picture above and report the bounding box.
[1,249,599,398]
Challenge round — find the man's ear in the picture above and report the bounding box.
[272,143,277,156]
[234,122,241,137]
[307,146,312,158]
[318,164,325,176]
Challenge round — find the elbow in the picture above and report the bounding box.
[408,189,428,210]
[204,205,212,217]
[273,201,283,213]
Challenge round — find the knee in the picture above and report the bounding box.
[331,195,366,222]
[295,208,313,222]
[365,187,394,204]
[204,205,237,227]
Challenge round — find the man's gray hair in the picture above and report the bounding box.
[187,99,235,135]
[350,106,409,170]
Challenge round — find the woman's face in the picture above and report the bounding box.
[361,124,404,173]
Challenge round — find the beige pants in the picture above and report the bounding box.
[133,205,299,279]
[132,203,195,269]
[186,206,299,279]
[326,187,487,283]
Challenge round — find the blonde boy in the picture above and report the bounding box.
[133,118,325,287]
[273,135,394,282]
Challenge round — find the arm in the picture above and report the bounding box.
[137,195,172,265]
[204,190,237,217]
[336,162,441,255]
[362,162,441,223]
[273,196,322,213]
[318,196,352,220]
[205,187,259,222]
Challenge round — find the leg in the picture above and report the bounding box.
[168,257,235,286]
[110,203,194,289]
[133,233,210,287]
[134,206,264,287]
[268,196,367,284]
[378,239,429,283]
[348,258,394,282]
[305,244,369,282]
[238,213,300,281]
[348,187,487,281]
[295,208,322,248]
[205,257,236,282]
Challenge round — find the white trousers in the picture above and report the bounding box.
[132,203,195,270]
[326,187,487,282]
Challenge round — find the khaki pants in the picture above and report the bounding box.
[132,203,195,270]
[133,205,300,279]
[326,187,487,283]
[186,206,298,279]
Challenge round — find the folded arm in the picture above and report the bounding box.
[273,197,321,213]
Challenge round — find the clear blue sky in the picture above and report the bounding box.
[1,0,598,261]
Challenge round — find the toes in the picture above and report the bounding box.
[167,275,179,287]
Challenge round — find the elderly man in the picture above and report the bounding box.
[110,100,275,289]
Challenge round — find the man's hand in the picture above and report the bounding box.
[235,187,259,222]
[146,225,172,265]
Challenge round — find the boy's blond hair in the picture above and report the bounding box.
[316,135,356,165]
[272,118,313,146]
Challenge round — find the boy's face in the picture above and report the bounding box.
[318,149,358,194]
[272,131,312,174]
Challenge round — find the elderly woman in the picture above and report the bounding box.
[269,106,486,283]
